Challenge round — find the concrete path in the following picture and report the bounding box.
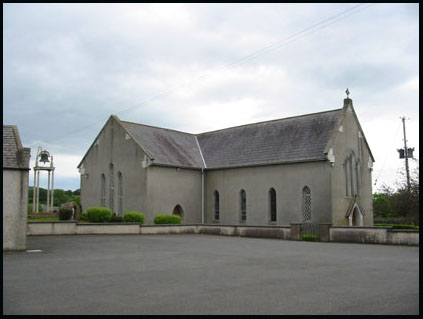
[3,234,419,315]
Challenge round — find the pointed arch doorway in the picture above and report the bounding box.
[346,200,364,227]
[172,205,184,220]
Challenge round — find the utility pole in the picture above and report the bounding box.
[398,117,413,192]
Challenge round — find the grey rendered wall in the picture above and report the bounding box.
[3,169,28,250]
[329,103,374,226]
[80,117,148,215]
[146,166,202,224]
[204,161,332,226]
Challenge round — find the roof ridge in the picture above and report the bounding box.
[120,120,195,136]
[197,108,343,136]
[119,108,342,137]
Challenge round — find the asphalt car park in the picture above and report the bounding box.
[3,234,419,315]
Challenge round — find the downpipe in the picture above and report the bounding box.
[201,168,204,224]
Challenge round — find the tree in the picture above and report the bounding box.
[373,164,419,221]
[53,189,72,207]
[28,187,47,204]
[29,187,80,208]
[373,191,394,218]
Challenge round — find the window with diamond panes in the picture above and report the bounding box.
[240,189,246,221]
[302,186,311,221]
[214,191,220,221]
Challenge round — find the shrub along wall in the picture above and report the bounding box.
[154,214,182,224]
[86,207,112,223]
[374,218,418,226]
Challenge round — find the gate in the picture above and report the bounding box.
[300,223,320,240]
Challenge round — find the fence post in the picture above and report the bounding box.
[290,223,302,240]
[319,223,332,242]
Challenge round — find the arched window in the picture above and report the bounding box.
[356,161,361,196]
[173,205,183,220]
[345,152,360,197]
[351,153,357,196]
[109,164,114,212]
[100,174,106,206]
[117,172,123,216]
[344,157,351,196]
[302,186,311,222]
[269,188,277,222]
[240,189,246,221]
[214,190,220,221]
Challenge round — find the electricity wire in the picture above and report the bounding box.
[43,3,375,144]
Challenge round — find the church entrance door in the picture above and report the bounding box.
[351,207,362,226]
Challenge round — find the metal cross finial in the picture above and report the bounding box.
[346,88,350,98]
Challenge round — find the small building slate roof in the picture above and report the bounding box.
[121,121,205,168]
[119,108,343,170]
[3,125,31,170]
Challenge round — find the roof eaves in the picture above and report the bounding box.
[151,162,203,170]
[204,157,328,170]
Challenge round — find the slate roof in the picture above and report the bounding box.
[197,109,343,169]
[3,125,30,170]
[119,108,343,169]
[121,121,204,168]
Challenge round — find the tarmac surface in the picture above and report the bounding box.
[3,234,420,315]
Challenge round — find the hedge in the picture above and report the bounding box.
[374,223,419,230]
[154,214,182,224]
[86,207,112,223]
[58,208,73,220]
[123,211,145,223]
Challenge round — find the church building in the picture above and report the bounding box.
[78,94,375,226]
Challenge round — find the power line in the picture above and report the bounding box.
[43,3,375,144]
[119,3,374,116]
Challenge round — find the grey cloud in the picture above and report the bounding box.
[4,3,419,191]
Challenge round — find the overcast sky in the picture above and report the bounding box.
[3,3,419,191]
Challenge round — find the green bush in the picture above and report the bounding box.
[58,208,73,220]
[154,214,182,224]
[123,211,145,223]
[86,207,112,223]
[110,213,123,223]
[79,212,89,221]
[302,234,319,242]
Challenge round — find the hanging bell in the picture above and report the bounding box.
[39,150,50,163]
